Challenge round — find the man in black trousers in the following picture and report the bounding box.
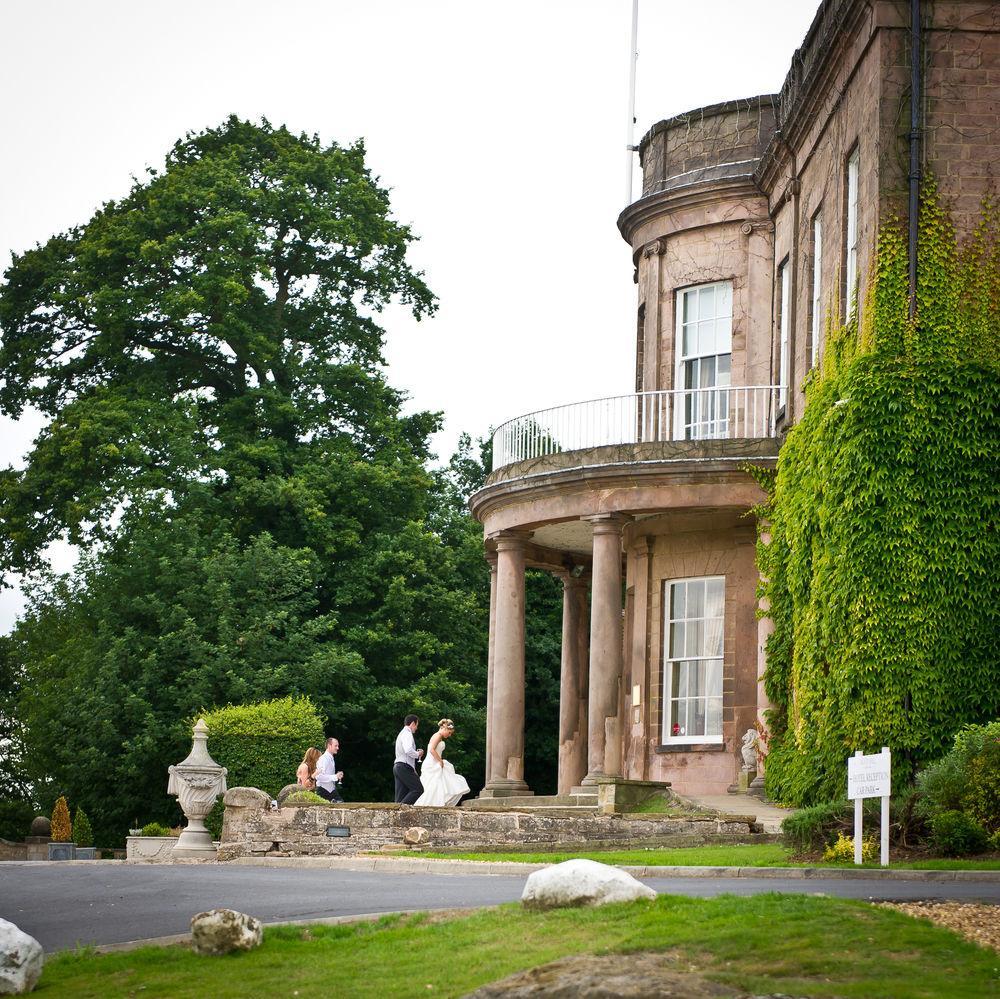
[393,714,424,804]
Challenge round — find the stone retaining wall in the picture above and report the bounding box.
[0,837,51,862]
[218,787,765,861]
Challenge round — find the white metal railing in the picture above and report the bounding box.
[491,385,784,471]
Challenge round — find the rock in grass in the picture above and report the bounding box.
[465,952,742,997]
[0,918,44,995]
[190,909,263,956]
[520,859,656,911]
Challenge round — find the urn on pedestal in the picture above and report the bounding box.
[168,718,228,859]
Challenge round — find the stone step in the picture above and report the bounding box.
[461,805,600,817]
[464,793,598,810]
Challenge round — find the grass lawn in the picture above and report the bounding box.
[417,842,1000,870]
[40,894,998,998]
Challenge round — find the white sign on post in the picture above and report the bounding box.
[847,748,891,867]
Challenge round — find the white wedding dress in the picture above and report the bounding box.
[415,741,470,807]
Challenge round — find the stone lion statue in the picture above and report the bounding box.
[740,728,759,771]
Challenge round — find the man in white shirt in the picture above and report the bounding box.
[315,737,344,803]
[393,714,424,804]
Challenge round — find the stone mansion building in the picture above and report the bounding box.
[470,0,1000,798]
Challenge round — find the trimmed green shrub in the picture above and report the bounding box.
[140,821,175,837]
[283,790,329,806]
[199,696,325,798]
[781,795,924,853]
[50,796,72,842]
[72,807,94,847]
[929,810,989,856]
[0,800,35,842]
[782,800,852,852]
[916,720,1000,834]
[761,184,1000,806]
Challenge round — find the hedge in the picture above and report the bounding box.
[0,800,36,842]
[199,695,325,797]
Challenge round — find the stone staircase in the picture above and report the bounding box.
[462,789,600,817]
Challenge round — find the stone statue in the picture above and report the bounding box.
[168,718,228,859]
[740,728,759,772]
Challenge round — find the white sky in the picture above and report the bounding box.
[0,0,817,631]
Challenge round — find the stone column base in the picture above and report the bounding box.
[478,781,533,799]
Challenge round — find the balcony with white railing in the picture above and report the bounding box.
[490,385,784,473]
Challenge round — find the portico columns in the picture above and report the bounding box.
[583,514,630,784]
[557,572,589,794]
[482,531,532,797]
[485,553,498,785]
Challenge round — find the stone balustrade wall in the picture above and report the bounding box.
[218,787,766,860]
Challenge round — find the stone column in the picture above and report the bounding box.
[485,552,498,786]
[482,532,532,797]
[583,514,629,784]
[557,571,590,795]
[641,239,665,395]
[626,537,652,780]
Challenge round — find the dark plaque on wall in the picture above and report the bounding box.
[325,825,351,838]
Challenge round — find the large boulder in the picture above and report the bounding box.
[275,784,300,807]
[521,859,656,911]
[190,909,263,956]
[0,919,44,995]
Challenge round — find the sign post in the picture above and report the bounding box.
[847,747,891,867]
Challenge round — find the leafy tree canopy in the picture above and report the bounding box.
[0,115,436,575]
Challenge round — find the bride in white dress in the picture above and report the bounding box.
[415,719,470,807]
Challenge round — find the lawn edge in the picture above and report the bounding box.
[227,856,1000,881]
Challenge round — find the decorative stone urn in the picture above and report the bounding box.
[168,718,228,859]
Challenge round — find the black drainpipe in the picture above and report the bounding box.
[908,0,922,320]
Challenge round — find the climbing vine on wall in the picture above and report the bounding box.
[759,178,1000,806]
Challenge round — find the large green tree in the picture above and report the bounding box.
[0,118,500,841]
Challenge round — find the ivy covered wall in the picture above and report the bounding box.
[760,182,1000,805]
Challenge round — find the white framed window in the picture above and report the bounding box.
[811,213,823,367]
[778,260,790,409]
[674,281,732,439]
[662,576,725,745]
[845,147,859,319]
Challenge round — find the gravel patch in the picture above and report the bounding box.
[876,901,1000,952]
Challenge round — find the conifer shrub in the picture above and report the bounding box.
[760,182,1000,806]
[72,807,94,847]
[50,796,72,842]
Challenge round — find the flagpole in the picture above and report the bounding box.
[624,0,639,204]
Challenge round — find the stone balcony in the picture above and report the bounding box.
[472,385,783,559]
[488,385,784,481]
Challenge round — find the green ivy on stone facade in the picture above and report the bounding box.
[759,178,1000,806]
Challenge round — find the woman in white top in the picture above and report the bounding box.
[414,719,470,807]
